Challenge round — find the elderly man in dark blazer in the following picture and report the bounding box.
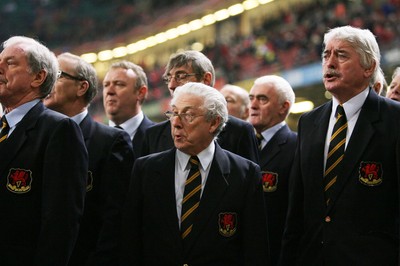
[141,50,259,163]
[280,26,400,266]
[248,75,297,266]
[44,52,134,266]
[0,37,87,265]
[121,82,269,265]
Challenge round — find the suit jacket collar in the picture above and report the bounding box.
[0,102,44,175]
[79,114,94,146]
[259,124,291,166]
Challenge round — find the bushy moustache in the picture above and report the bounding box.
[323,69,340,78]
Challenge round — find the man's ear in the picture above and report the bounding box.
[209,116,221,134]
[31,69,47,88]
[202,72,213,86]
[77,81,89,97]
[137,85,148,102]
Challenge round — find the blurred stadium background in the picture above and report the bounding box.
[1,0,399,130]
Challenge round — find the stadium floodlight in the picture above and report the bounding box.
[201,14,216,26]
[177,24,191,35]
[112,46,128,58]
[290,101,314,114]
[243,0,259,10]
[165,28,180,40]
[214,9,230,21]
[98,50,113,61]
[258,0,274,4]
[155,32,168,44]
[81,53,97,63]
[144,36,158,48]
[189,19,203,31]
[228,4,244,16]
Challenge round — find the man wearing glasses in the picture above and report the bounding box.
[44,52,134,265]
[141,50,259,163]
[121,82,269,265]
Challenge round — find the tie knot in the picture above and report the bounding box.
[189,156,200,168]
[1,116,9,130]
[335,105,346,119]
[256,133,263,141]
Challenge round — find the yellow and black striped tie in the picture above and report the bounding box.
[181,156,201,242]
[0,116,10,143]
[324,105,347,206]
[256,133,264,151]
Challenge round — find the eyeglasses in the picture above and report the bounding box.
[57,70,85,81]
[164,110,204,123]
[162,72,197,84]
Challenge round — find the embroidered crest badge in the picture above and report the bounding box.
[218,212,237,237]
[6,168,32,193]
[87,171,93,192]
[359,161,383,186]
[262,171,278,192]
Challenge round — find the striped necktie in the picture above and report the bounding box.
[324,105,347,206]
[181,156,201,242]
[256,133,264,151]
[0,116,10,143]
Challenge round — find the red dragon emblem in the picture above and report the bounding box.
[218,212,237,237]
[359,162,382,186]
[262,171,278,192]
[7,168,32,193]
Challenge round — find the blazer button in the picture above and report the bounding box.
[325,216,331,223]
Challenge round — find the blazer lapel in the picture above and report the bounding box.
[259,125,290,166]
[154,149,182,243]
[327,90,379,213]
[78,114,93,147]
[309,103,332,192]
[185,144,230,251]
[0,102,43,176]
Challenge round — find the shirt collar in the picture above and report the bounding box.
[176,141,215,172]
[4,99,40,128]
[332,87,369,121]
[71,109,88,125]
[260,121,285,143]
[108,111,143,137]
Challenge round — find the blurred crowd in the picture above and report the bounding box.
[1,0,400,107]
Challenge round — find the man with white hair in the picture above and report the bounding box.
[248,75,297,266]
[121,82,269,265]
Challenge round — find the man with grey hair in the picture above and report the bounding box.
[248,75,297,266]
[0,37,87,265]
[103,60,154,158]
[220,84,250,120]
[44,53,134,265]
[142,50,259,163]
[280,26,400,265]
[121,82,269,265]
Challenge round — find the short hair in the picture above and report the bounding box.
[171,82,228,136]
[164,50,216,86]
[323,26,380,84]
[220,84,250,115]
[253,75,295,113]
[392,67,400,80]
[110,60,148,103]
[2,36,58,98]
[58,52,98,103]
